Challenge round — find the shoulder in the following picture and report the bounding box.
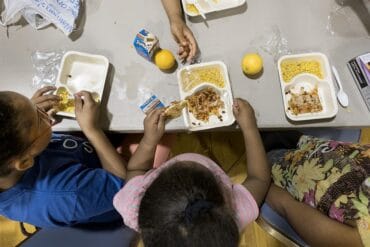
[113,175,146,232]
[232,184,259,232]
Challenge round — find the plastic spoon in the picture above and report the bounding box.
[332,66,349,107]
[187,0,207,19]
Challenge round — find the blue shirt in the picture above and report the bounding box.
[0,133,124,227]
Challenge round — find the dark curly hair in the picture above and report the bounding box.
[138,161,239,247]
[0,92,29,177]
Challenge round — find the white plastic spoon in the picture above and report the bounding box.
[188,0,207,19]
[332,66,349,107]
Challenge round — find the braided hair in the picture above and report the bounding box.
[138,161,239,247]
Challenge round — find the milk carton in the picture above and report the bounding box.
[133,29,160,62]
[140,94,165,114]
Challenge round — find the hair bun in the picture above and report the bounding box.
[184,198,214,225]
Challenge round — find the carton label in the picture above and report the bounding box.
[133,29,160,61]
[140,95,165,114]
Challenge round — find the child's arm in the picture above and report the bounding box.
[266,185,363,247]
[126,109,166,179]
[233,98,271,206]
[161,0,197,62]
[75,91,127,179]
[161,0,183,22]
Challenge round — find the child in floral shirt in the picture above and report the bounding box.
[267,134,370,247]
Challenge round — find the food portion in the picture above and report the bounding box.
[287,86,323,115]
[281,60,323,82]
[55,87,74,113]
[186,4,199,14]
[186,87,225,122]
[185,0,220,14]
[177,62,234,130]
[163,100,188,119]
[180,66,225,92]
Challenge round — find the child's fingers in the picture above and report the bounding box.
[152,109,164,122]
[146,108,158,118]
[233,98,240,107]
[233,99,240,116]
[39,94,60,103]
[158,113,166,130]
[32,86,56,98]
[184,30,197,61]
[232,106,239,117]
[37,100,59,111]
[179,49,189,60]
[77,91,94,105]
[145,109,161,125]
[233,99,241,113]
[178,46,184,55]
[32,94,60,104]
[74,94,83,112]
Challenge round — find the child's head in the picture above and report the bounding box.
[138,161,239,247]
[0,92,52,177]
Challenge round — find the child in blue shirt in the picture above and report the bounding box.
[0,87,143,227]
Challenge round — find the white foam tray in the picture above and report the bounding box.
[55,51,109,118]
[277,52,338,121]
[182,0,246,17]
[177,61,235,131]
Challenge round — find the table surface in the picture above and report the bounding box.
[1,0,369,132]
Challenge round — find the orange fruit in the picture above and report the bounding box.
[242,53,263,76]
[154,49,176,70]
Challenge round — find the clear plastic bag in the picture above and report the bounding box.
[251,25,291,62]
[31,50,65,89]
[0,0,80,35]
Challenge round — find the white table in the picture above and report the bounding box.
[0,0,369,131]
[187,0,370,129]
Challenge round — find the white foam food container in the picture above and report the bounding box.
[177,61,235,131]
[181,0,246,17]
[277,53,338,121]
[55,51,109,118]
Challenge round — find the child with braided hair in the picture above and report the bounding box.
[113,99,271,247]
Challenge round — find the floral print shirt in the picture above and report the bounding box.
[270,135,370,246]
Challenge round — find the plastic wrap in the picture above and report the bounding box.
[31,50,65,89]
[251,26,290,62]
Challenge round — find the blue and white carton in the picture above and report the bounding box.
[133,29,160,61]
[140,95,165,114]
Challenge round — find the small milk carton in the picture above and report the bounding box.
[139,94,165,114]
[133,29,160,61]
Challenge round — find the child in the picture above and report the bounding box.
[113,98,271,247]
[0,87,146,228]
[265,133,369,247]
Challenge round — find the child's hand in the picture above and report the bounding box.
[143,109,166,147]
[75,91,100,134]
[170,19,198,63]
[233,98,257,132]
[31,86,60,112]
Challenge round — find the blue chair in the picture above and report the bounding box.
[258,203,308,247]
[19,226,136,247]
